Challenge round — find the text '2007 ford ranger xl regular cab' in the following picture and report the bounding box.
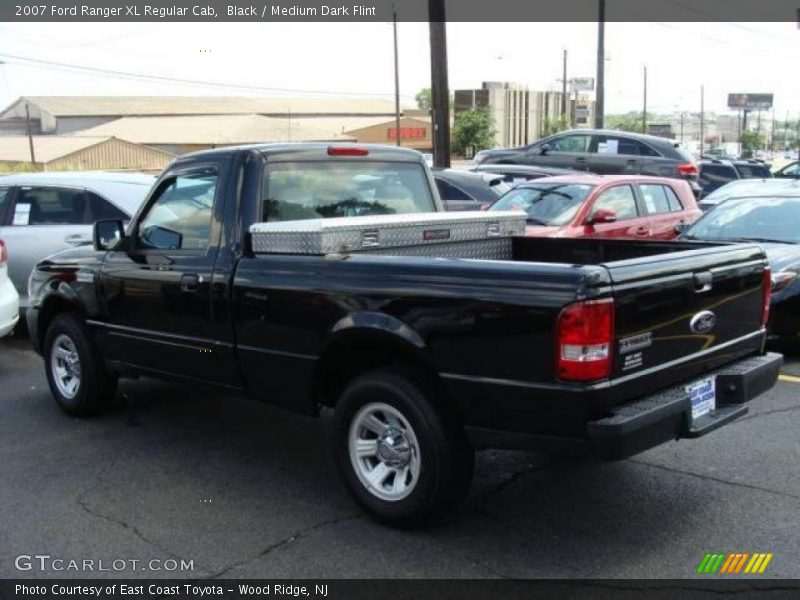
[27,144,781,525]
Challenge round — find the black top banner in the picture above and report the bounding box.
[3,0,800,22]
[3,579,800,600]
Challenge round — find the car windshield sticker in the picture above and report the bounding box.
[13,203,31,225]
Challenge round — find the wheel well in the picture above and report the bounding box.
[37,297,81,348]
[315,332,453,413]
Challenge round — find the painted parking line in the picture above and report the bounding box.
[778,374,800,384]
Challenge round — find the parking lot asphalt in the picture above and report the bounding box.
[1,336,799,580]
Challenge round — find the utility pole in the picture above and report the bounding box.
[594,0,605,129]
[680,112,684,144]
[393,7,401,146]
[561,49,568,121]
[25,102,36,168]
[699,85,705,158]
[642,65,647,134]
[428,0,450,167]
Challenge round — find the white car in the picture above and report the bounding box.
[0,238,20,337]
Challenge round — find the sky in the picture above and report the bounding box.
[0,21,798,118]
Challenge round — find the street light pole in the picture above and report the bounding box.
[699,85,705,158]
[561,49,568,121]
[393,7,401,147]
[642,65,647,134]
[594,0,605,129]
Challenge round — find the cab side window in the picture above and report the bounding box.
[592,185,638,220]
[549,135,591,153]
[136,170,218,251]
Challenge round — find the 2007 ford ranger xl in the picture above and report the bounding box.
[27,144,781,525]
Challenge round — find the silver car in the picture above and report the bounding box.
[0,171,155,310]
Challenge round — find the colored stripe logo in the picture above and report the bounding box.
[696,552,773,574]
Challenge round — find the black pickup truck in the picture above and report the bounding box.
[27,144,781,525]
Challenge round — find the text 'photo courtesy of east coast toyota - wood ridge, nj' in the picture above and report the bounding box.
[1,0,800,598]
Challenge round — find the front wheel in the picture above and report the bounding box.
[331,367,474,526]
[44,312,117,416]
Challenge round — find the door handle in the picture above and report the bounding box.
[634,226,650,236]
[64,234,91,246]
[180,274,202,293]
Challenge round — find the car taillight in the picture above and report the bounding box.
[762,266,771,326]
[556,298,615,382]
[0,239,7,264]
[327,146,369,156]
[677,163,699,176]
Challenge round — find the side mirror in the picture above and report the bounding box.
[588,208,617,225]
[93,219,125,251]
[674,221,689,234]
[479,203,491,211]
[539,143,550,156]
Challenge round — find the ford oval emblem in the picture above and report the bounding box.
[690,310,716,334]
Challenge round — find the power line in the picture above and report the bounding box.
[0,52,417,100]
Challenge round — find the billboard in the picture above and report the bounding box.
[569,77,595,92]
[727,93,773,110]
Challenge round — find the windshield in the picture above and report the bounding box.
[489,183,594,226]
[684,196,800,244]
[263,161,435,221]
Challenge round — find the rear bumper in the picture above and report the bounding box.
[0,278,20,338]
[466,352,782,459]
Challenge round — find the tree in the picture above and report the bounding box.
[415,88,432,112]
[543,116,570,136]
[605,112,645,133]
[740,130,763,159]
[452,109,495,158]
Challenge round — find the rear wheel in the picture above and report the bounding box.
[44,312,117,416]
[331,367,474,526]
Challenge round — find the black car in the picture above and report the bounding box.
[774,161,800,179]
[432,168,511,211]
[682,194,800,347]
[473,128,700,193]
[468,163,584,185]
[698,158,773,197]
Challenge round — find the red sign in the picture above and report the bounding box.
[388,127,427,140]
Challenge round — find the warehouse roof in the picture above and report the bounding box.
[0,96,403,119]
[72,114,357,144]
[0,135,114,163]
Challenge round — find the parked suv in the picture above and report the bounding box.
[473,129,700,194]
[698,158,772,197]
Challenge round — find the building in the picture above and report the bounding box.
[72,114,434,154]
[454,82,594,149]
[0,136,173,172]
[73,114,357,155]
[0,96,403,135]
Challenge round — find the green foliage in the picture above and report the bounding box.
[740,130,763,159]
[605,112,645,133]
[415,88,432,112]
[543,116,570,136]
[452,109,495,158]
[0,162,37,173]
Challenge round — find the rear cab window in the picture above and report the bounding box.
[262,161,435,221]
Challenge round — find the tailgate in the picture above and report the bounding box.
[606,243,767,380]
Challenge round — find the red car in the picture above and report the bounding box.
[488,175,702,240]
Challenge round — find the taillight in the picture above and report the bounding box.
[677,163,699,176]
[0,239,7,264]
[556,298,615,382]
[761,266,772,326]
[327,146,369,157]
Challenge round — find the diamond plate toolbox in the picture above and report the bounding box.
[249,211,526,255]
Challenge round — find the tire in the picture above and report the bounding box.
[331,367,474,526]
[43,312,117,416]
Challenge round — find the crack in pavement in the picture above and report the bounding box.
[75,457,212,576]
[629,459,800,502]
[206,514,362,579]
[736,404,800,423]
